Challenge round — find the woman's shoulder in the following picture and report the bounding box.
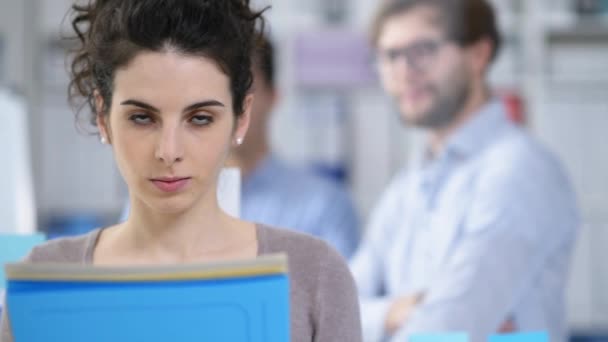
[258,225,337,259]
[257,224,361,341]
[24,229,100,264]
[257,224,352,283]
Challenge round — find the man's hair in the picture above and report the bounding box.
[253,35,275,88]
[371,0,502,62]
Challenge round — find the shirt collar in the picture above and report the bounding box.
[440,98,511,160]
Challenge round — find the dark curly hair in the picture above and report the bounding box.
[68,0,267,128]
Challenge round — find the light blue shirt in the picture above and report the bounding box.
[350,100,580,342]
[242,156,360,258]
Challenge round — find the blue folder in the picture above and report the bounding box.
[5,254,290,342]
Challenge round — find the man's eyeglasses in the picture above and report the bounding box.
[376,39,447,72]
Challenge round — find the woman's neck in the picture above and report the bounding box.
[120,196,255,263]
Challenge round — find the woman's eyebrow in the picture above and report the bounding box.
[120,99,225,113]
[120,99,160,112]
[183,100,225,112]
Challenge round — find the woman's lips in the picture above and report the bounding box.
[150,177,191,193]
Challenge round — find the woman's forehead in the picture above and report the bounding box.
[112,51,232,106]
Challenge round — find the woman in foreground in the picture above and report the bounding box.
[0,1,362,341]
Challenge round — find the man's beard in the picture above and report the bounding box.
[401,71,471,130]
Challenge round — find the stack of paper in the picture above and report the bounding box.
[5,254,289,341]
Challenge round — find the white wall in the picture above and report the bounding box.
[1,0,124,223]
[0,91,36,233]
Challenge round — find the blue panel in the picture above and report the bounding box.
[490,332,549,342]
[0,234,45,288]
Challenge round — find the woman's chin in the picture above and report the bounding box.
[141,198,195,216]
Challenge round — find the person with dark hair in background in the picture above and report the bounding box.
[228,36,360,258]
[350,1,579,341]
[0,1,362,341]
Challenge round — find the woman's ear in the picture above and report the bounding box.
[94,91,111,144]
[233,94,253,146]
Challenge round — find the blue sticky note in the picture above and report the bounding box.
[489,332,549,342]
[410,333,469,342]
[0,233,45,288]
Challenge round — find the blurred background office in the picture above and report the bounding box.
[0,0,606,340]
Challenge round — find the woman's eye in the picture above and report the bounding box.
[129,114,153,125]
[190,115,213,126]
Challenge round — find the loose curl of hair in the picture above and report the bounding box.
[68,0,267,128]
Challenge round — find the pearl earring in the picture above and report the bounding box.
[100,136,107,144]
[236,137,244,146]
